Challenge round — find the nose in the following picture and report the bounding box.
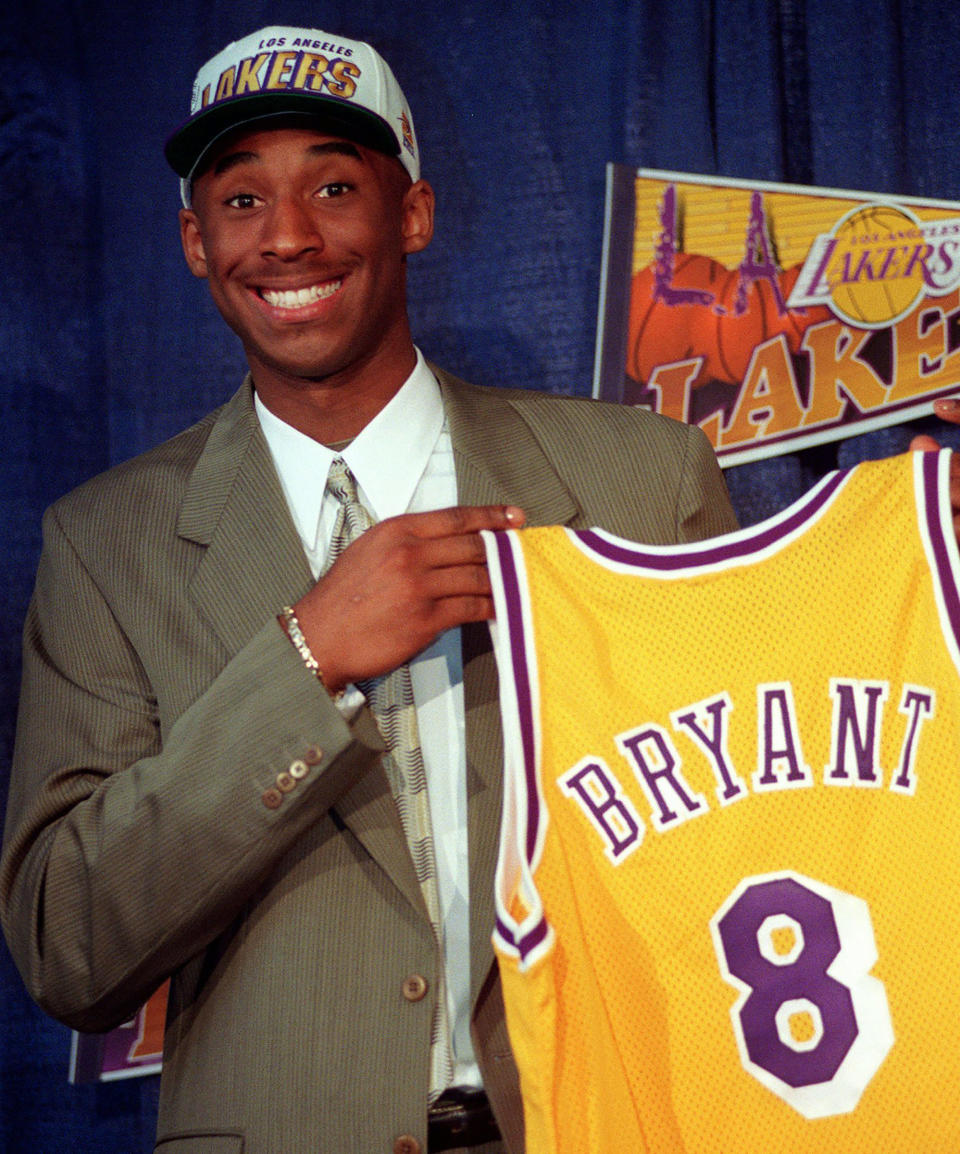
[260,196,323,260]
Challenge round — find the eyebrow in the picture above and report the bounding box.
[211,140,364,178]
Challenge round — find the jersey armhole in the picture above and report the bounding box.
[482,528,553,969]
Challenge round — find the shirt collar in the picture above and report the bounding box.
[254,350,445,553]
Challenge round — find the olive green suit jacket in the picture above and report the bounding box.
[0,369,737,1153]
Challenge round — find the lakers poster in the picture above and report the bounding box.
[594,166,960,466]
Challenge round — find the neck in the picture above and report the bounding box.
[250,342,418,443]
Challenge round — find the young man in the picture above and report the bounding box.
[13,23,949,1154]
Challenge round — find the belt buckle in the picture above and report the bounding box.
[427,1086,501,1152]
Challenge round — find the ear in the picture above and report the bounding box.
[401,180,435,255]
[179,208,209,279]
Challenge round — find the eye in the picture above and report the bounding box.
[225,192,262,210]
[317,182,352,200]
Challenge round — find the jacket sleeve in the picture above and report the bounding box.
[0,503,386,1032]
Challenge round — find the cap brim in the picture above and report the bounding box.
[164,92,400,178]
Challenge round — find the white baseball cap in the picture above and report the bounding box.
[165,26,420,206]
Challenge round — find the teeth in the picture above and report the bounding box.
[261,281,341,309]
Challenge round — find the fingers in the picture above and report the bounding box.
[400,504,525,540]
[414,528,489,570]
[421,556,491,599]
[368,514,498,605]
[353,505,516,586]
[911,397,960,453]
[427,592,496,631]
[347,503,519,596]
[933,398,960,426]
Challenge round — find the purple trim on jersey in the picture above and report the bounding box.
[496,913,549,959]
[922,451,960,648]
[495,915,517,949]
[575,468,851,571]
[491,531,551,963]
[492,532,540,858]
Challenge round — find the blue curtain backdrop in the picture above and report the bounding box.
[3,1,960,1149]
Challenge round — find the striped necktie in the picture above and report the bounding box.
[324,457,454,1097]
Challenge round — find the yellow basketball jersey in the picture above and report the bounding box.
[484,449,960,1153]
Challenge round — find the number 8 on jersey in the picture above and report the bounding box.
[711,871,894,1119]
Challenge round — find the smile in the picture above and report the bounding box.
[259,281,343,309]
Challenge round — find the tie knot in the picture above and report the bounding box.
[327,457,361,507]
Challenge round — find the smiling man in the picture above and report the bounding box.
[0,25,739,1154]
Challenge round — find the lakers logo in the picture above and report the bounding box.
[199,50,361,110]
[399,109,416,159]
[788,201,960,328]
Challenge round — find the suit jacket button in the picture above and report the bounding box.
[393,1136,421,1154]
[402,974,428,1002]
[303,744,323,765]
[289,758,309,779]
[276,771,295,793]
[261,788,282,810]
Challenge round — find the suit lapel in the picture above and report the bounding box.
[177,381,424,920]
[437,370,582,1003]
[178,382,315,642]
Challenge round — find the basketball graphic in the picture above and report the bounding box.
[627,256,831,386]
[627,253,715,382]
[827,203,927,327]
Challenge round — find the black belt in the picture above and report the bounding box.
[428,1086,502,1151]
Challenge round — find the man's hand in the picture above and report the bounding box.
[292,504,525,692]
[910,398,960,538]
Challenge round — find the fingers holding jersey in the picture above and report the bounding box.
[932,397,960,427]
[910,397,960,450]
[292,504,525,690]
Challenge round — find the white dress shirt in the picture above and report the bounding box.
[255,351,480,1086]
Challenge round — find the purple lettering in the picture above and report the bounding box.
[559,758,644,862]
[874,246,904,280]
[796,237,838,301]
[616,724,707,831]
[735,191,787,316]
[891,685,935,794]
[924,239,959,292]
[671,694,747,804]
[825,680,888,786]
[653,185,715,308]
[903,243,934,283]
[754,684,812,790]
[840,248,878,284]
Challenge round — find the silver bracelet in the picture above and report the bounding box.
[278,606,344,702]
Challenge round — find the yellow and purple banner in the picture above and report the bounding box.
[594,167,960,465]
